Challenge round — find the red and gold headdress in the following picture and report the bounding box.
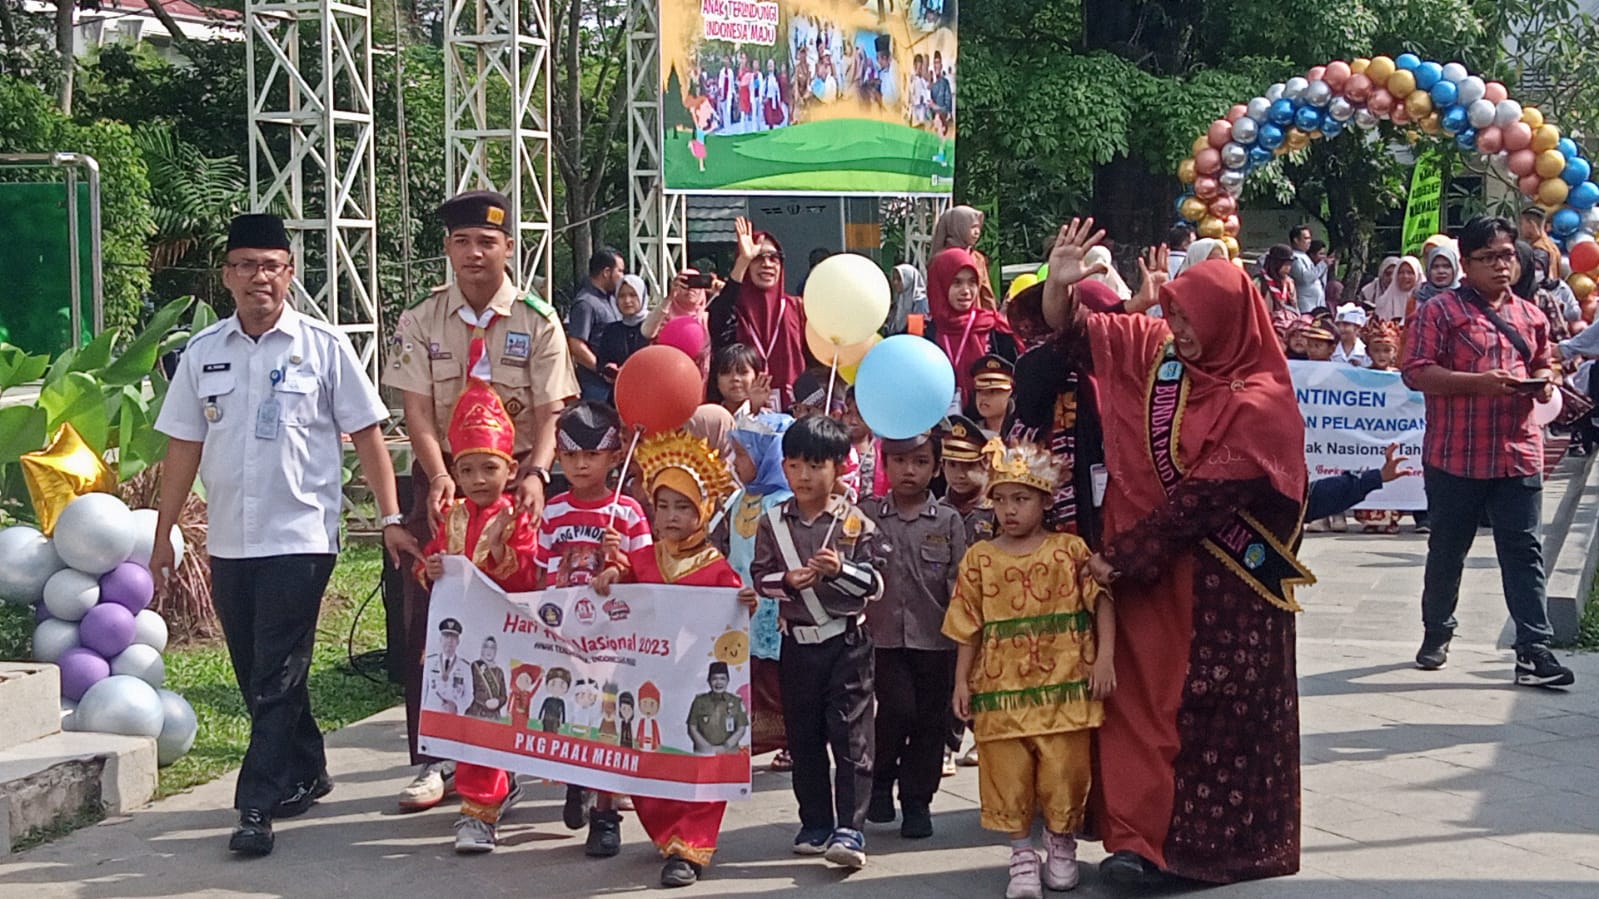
[1361,319,1401,349]
[983,439,1066,497]
[634,430,736,523]
[446,379,515,462]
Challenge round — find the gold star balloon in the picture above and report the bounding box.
[21,423,116,534]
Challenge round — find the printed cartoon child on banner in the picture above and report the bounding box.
[420,557,753,803]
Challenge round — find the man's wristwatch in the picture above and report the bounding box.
[525,465,552,486]
[380,513,405,528]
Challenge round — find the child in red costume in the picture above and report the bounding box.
[416,377,539,854]
[593,429,758,888]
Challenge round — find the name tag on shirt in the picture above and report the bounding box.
[255,397,281,440]
[202,363,232,373]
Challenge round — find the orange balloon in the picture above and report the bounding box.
[1536,149,1568,179]
[1570,241,1599,276]
[1531,124,1561,153]
[1538,178,1570,207]
[614,345,705,435]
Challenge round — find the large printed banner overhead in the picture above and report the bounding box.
[1290,361,1426,511]
[659,0,957,195]
[419,558,754,802]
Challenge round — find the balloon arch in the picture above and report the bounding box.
[1177,54,1599,299]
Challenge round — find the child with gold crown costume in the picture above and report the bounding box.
[591,428,751,888]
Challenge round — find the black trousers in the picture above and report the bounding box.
[871,647,956,809]
[780,626,875,832]
[211,553,337,812]
[402,461,439,765]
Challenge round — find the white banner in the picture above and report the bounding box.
[1290,361,1426,510]
[418,557,753,802]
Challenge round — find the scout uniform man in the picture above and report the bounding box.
[387,189,579,812]
[151,213,421,857]
[687,661,750,755]
[424,617,473,715]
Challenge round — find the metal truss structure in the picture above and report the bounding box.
[905,196,952,271]
[626,0,686,301]
[245,0,379,380]
[443,0,553,296]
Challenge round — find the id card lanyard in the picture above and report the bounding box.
[255,366,284,440]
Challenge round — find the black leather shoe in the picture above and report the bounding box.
[1100,850,1161,885]
[660,855,702,887]
[563,784,593,830]
[866,791,896,824]
[585,809,623,857]
[275,772,334,819]
[228,808,274,856]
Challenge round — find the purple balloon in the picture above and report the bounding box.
[80,603,137,657]
[99,562,154,613]
[58,646,111,701]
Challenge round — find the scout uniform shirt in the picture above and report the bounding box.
[154,304,389,559]
[866,492,967,650]
[688,689,749,748]
[386,277,579,458]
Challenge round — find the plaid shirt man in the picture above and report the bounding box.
[1401,283,1551,479]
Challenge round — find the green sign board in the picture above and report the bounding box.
[0,182,94,357]
[1401,150,1443,257]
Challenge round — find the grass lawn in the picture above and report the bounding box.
[0,544,402,798]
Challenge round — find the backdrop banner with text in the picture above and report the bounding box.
[1291,360,1426,510]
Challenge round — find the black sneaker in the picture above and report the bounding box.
[866,791,896,824]
[1516,646,1576,688]
[900,803,933,839]
[275,772,334,819]
[1415,633,1451,670]
[228,808,274,856]
[562,784,593,830]
[584,809,622,857]
[660,855,702,887]
[1100,850,1161,885]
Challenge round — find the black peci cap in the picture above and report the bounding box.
[227,214,292,252]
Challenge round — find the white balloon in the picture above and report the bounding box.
[1246,97,1272,122]
[1584,207,1599,231]
[0,526,66,607]
[43,569,99,621]
[1533,389,1564,427]
[76,675,165,738]
[32,618,80,662]
[110,643,166,688]
[1284,77,1309,100]
[1467,99,1497,130]
[156,689,198,766]
[132,609,169,652]
[802,253,891,347]
[1442,62,1469,84]
[1355,108,1380,130]
[1231,117,1259,145]
[1494,99,1523,129]
[1304,80,1332,107]
[1266,82,1286,102]
[1221,142,1249,169]
[1328,97,1354,123]
[54,494,136,575]
[1219,169,1246,192]
[1456,76,1486,107]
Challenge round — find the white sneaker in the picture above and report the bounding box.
[1006,848,1044,899]
[398,761,455,812]
[453,814,495,853]
[1042,831,1079,891]
[941,751,957,777]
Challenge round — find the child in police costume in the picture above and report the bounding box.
[591,429,752,887]
[965,354,1016,439]
[749,415,886,869]
[415,376,540,854]
[937,415,997,769]
[942,441,1117,899]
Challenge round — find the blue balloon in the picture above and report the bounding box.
[1396,53,1421,71]
[853,336,956,439]
[1294,106,1323,131]
[1569,181,1599,210]
[1454,128,1477,152]
[1441,106,1470,135]
[1558,137,1579,160]
[1175,192,1192,213]
[1414,61,1443,90]
[1256,124,1285,150]
[1321,118,1345,138]
[1268,99,1296,126]
[1430,80,1458,107]
[1563,157,1592,187]
[1552,208,1582,237]
[1249,145,1276,166]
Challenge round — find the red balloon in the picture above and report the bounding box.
[1508,148,1537,177]
[1226,104,1248,123]
[1476,126,1504,154]
[1194,176,1219,200]
[1208,119,1234,149]
[1484,81,1508,104]
[1503,121,1533,152]
[1209,194,1237,217]
[1571,240,1599,276]
[1195,148,1222,175]
[613,345,704,435]
[1345,73,1373,103]
[1518,172,1544,198]
[1367,88,1394,116]
[1323,61,1352,92]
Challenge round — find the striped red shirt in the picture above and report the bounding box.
[535,492,652,587]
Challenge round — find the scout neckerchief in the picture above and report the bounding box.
[456,305,499,380]
[1144,339,1314,612]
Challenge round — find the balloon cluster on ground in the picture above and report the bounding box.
[0,494,197,766]
[1176,55,1594,264]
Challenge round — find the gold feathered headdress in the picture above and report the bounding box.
[634,429,736,521]
[984,439,1066,497]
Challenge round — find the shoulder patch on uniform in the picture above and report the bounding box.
[522,293,557,319]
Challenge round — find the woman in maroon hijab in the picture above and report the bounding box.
[926,247,1017,406]
[708,216,808,410]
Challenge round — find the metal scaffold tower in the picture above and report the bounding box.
[443,0,553,296]
[905,196,952,271]
[245,0,380,380]
[627,0,686,300]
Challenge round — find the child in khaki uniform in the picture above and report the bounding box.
[942,441,1116,899]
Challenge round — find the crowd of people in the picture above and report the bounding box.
[145,193,1578,899]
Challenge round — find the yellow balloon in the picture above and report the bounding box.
[1286,128,1310,151]
[1419,112,1441,135]
[1405,90,1434,120]
[1193,134,1211,157]
[1522,106,1545,130]
[1180,196,1208,223]
[1531,124,1561,153]
[1350,58,1371,75]
[1570,272,1596,301]
[19,423,116,535]
[1366,56,1397,84]
[1006,272,1038,301]
[802,254,890,347]
[1536,149,1568,179]
[1198,216,1225,239]
[1178,158,1198,184]
[804,324,877,370]
[1222,236,1240,258]
[1539,178,1570,207]
[1387,70,1417,99]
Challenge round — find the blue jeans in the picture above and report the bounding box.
[1420,465,1554,651]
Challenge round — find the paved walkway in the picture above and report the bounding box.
[5,517,1599,897]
